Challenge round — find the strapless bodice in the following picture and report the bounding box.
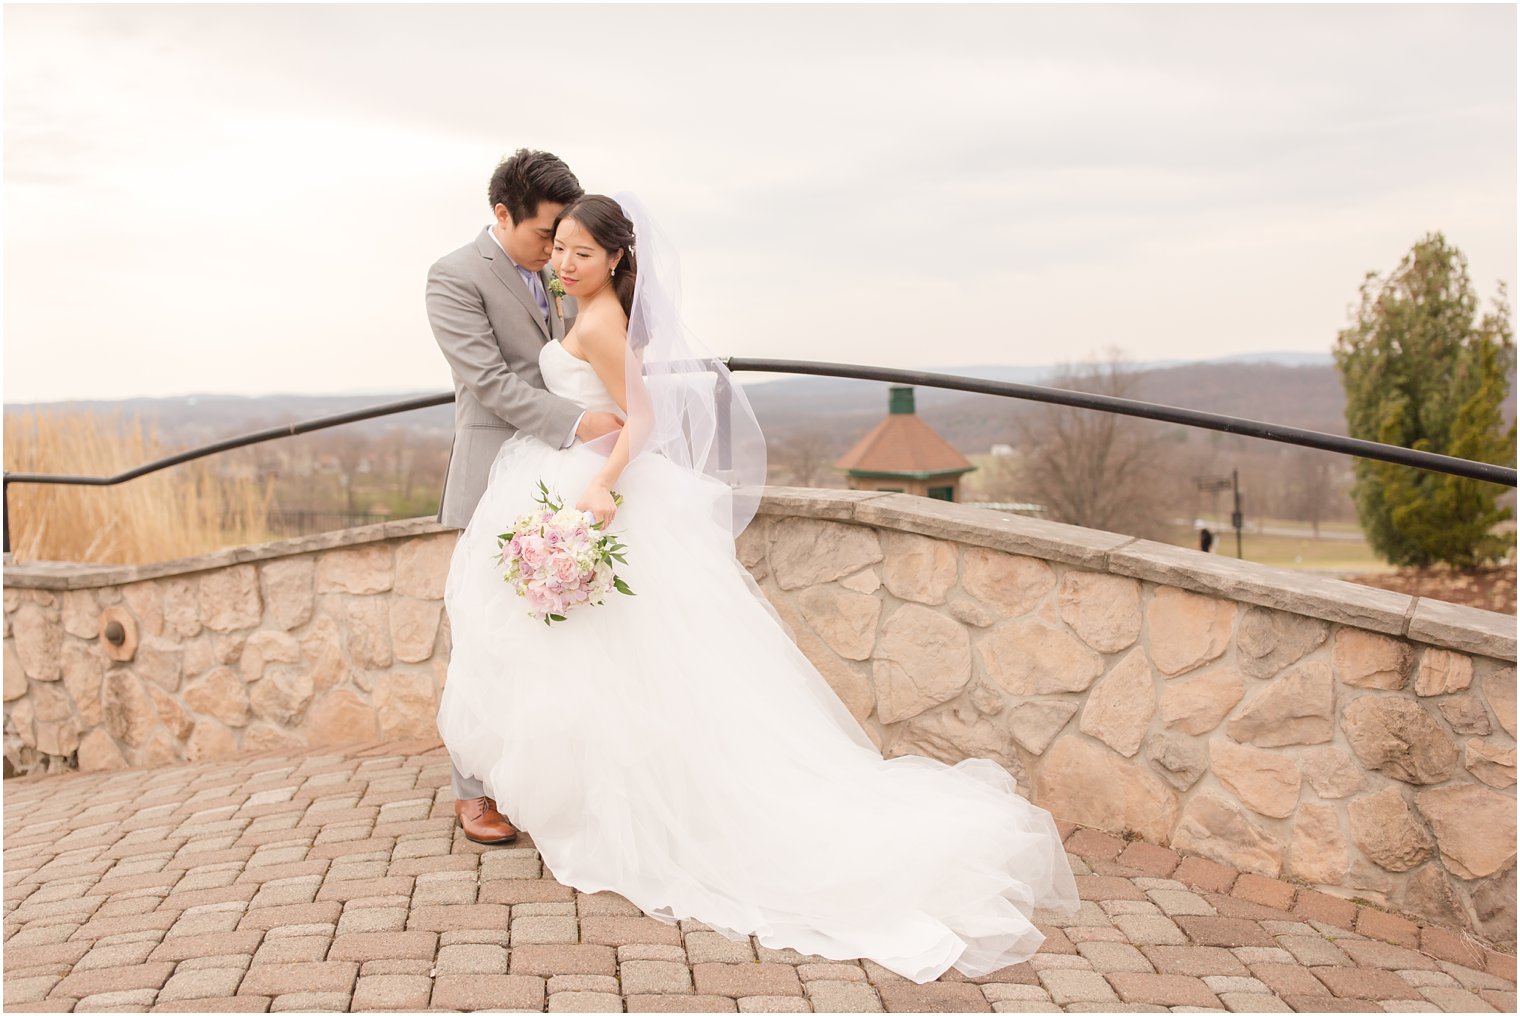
[539,340,625,419]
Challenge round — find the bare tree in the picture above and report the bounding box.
[328,430,374,516]
[1016,349,1169,539]
[770,426,841,487]
[1286,447,1340,538]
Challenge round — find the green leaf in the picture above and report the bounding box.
[532,478,565,513]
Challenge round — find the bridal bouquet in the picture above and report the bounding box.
[497,480,634,625]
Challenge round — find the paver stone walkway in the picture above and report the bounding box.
[4,739,1514,1013]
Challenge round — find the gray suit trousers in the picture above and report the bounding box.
[451,765,485,800]
[429,228,581,802]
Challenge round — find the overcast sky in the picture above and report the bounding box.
[5,4,1515,403]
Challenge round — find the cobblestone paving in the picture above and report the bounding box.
[4,739,1514,1013]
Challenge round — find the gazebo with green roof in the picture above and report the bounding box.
[833,386,977,502]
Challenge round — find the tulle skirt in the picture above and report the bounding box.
[436,432,1079,983]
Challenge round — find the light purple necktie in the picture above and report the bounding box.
[523,268,550,324]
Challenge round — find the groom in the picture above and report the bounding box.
[426,149,623,844]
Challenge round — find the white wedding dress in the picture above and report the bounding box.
[437,339,1079,984]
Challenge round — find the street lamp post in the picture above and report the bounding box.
[1196,471,1244,559]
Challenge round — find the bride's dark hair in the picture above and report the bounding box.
[554,195,637,318]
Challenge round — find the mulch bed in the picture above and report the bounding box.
[1346,562,1517,615]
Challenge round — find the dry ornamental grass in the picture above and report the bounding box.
[3,410,274,565]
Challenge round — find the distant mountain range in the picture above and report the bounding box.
[8,351,1512,460]
[740,349,1335,390]
[744,355,1355,458]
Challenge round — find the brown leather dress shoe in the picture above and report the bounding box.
[455,795,518,844]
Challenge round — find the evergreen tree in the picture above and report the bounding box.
[1333,233,1516,568]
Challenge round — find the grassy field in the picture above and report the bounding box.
[1160,523,1392,574]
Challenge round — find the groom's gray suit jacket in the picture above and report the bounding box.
[427,227,579,529]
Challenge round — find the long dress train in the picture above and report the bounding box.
[436,339,1079,984]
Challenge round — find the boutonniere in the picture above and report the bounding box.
[546,271,566,318]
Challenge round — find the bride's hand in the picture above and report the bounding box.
[576,481,619,529]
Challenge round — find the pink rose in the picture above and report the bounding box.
[521,535,548,569]
[550,553,580,585]
[528,578,568,614]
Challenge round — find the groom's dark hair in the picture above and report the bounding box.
[490,149,583,224]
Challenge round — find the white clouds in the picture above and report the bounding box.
[4,4,1515,402]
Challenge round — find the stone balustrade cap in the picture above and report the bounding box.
[756,487,1514,662]
[1408,596,1517,662]
[810,488,1132,569]
[4,489,1513,662]
[1106,539,1415,636]
[3,518,455,591]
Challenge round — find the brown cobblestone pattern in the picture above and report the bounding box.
[3,739,1512,1013]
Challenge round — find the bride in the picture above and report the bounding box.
[436,192,1079,984]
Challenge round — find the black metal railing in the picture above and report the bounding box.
[2,392,451,554]
[4,360,1515,555]
[724,360,1517,487]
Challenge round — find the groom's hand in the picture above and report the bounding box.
[576,412,624,443]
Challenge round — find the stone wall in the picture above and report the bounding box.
[739,490,1516,948]
[3,489,1515,946]
[3,520,456,780]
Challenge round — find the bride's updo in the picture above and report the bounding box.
[554,195,637,318]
